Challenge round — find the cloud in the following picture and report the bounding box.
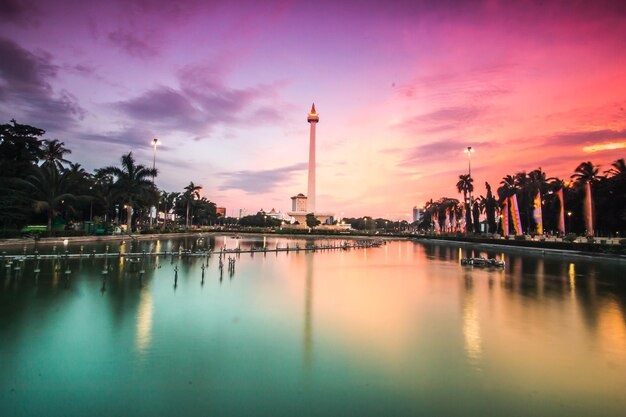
[398,104,488,135]
[112,61,287,135]
[108,29,159,59]
[79,125,156,148]
[0,0,36,24]
[218,163,307,194]
[0,37,84,131]
[548,128,626,146]
[399,138,492,167]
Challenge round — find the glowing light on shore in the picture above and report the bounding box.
[583,142,626,153]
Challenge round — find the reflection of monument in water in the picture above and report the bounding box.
[303,253,314,372]
[288,104,333,225]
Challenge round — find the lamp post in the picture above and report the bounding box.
[89,186,93,222]
[152,138,159,180]
[464,146,474,177]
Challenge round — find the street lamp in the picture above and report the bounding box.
[152,138,159,179]
[464,146,474,177]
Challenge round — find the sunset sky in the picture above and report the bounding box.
[1,0,625,219]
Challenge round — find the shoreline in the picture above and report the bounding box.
[414,237,626,262]
[0,231,389,248]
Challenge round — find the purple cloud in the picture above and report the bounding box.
[218,163,307,194]
[400,105,487,135]
[112,61,286,135]
[399,138,492,167]
[0,37,84,131]
[108,29,159,59]
[548,128,626,146]
[0,0,36,24]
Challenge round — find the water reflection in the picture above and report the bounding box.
[462,274,482,370]
[1,237,626,416]
[303,253,314,372]
[136,287,153,359]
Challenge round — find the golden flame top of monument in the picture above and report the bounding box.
[307,103,319,123]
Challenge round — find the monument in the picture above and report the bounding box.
[288,104,333,226]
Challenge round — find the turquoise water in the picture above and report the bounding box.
[1,236,625,416]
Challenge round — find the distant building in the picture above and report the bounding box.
[413,206,425,223]
[239,208,247,219]
[216,207,226,217]
[266,208,289,221]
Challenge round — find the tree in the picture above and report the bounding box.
[0,120,46,227]
[194,197,217,226]
[484,182,497,233]
[456,174,474,233]
[0,120,45,178]
[605,158,626,179]
[23,164,79,231]
[159,191,180,227]
[41,139,72,170]
[571,161,601,235]
[472,201,481,233]
[598,159,626,234]
[306,213,321,228]
[98,152,157,233]
[182,182,202,228]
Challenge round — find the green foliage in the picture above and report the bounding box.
[239,213,280,227]
[306,213,321,228]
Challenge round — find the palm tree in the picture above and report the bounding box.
[484,182,497,233]
[98,152,157,233]
[41,139,72,170]
[24,164,78,231]
[456,174,474,233]
[605,158,626,179]
[159,191,181,227]
[571,161,601,184]
[497,175,517,235]
[600,159,626,234]
[183,182,202,228]
[571,161,601,236]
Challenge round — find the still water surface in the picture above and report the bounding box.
[1,236,625,416]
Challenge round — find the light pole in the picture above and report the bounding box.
[464,146,474,177]
[152,138,159,180]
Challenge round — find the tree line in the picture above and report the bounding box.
[0,120,218,233]
[420,160,626,236]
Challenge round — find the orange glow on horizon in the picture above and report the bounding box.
[583,142,626,153]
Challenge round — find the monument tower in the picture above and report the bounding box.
[287,103,332,226]
[307,103,319,213]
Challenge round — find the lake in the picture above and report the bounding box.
[1,235,625,416]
